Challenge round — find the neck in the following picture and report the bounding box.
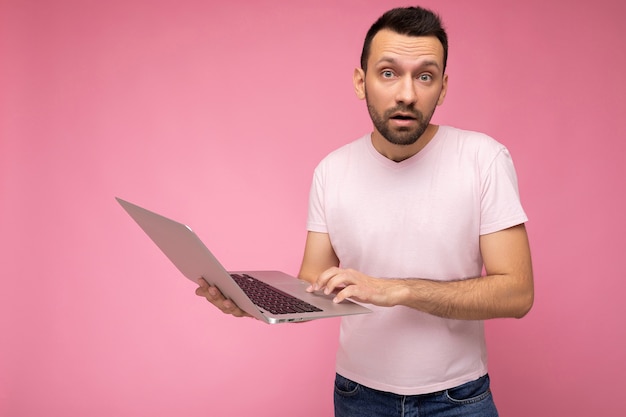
[371,124,439,162]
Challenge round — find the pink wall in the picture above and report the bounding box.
[2,0,625,416]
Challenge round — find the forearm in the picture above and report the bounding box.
[393,273,534,320]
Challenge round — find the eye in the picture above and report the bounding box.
[418,73,433,82]
[381,70,395,79]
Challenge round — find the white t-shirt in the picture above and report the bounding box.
[306,126,528,395]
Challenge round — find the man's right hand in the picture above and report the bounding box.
[195,278,253,318]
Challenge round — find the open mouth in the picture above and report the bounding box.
[390,113,417,124]
[389,111,417,121]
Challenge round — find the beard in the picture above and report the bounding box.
[365,91,437,146]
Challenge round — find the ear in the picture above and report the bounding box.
[437,73,449,106]
[353,67,366,100]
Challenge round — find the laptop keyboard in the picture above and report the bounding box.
[231,273,323,315]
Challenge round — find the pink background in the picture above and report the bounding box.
[2,0,625,416]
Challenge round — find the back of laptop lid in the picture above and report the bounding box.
[116,197,263,320]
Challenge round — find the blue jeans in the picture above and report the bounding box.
[334,373,498,417]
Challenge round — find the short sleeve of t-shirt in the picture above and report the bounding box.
[479,146,527,235]
[306,168,328,233]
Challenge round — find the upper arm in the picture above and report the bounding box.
[480,223,534,316]
[298,231,340,284]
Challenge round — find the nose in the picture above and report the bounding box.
[395,75,417,105]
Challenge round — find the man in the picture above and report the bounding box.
[196,6,533,416]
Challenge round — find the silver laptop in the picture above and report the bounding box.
[116,197,371,324]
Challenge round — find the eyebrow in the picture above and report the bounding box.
[376,56,441,71]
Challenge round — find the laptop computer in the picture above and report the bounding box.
[116,197,371,324]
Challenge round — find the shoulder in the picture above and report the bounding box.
[439,126,504,149]
[315,134,370,170]
[438,125,510,163]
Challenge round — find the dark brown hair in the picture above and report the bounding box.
[360,6,448,73]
